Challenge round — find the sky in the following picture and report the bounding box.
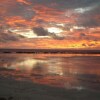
[0,0,100,49]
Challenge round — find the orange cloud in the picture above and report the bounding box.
[32,5,76,24]
[2,4,77,28]
[16,0,31,5]
[5,16,39,28]
[0,1,76,28]
[1,39,100,49]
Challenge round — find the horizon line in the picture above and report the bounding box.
[0,48,100,54]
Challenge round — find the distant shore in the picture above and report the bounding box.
[0,49,100,54]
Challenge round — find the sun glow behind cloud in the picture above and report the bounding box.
[47,27,63,34]
[10,29,37,38]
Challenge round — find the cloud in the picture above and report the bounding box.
[29,0,100,9]
[1,38,100,49]
[49,33,65,40]
[0,0,99,27]
[32,5,76,24]
[16,0,31,5]
[32,27,65,40]
[33,27,49,36]
[1,0,99,28]
[0,0,100,49]
[0,30,24,42]
[80,33,86,37]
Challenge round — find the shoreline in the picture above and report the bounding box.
[0,49,100,54]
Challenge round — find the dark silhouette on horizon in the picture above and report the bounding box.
[0,48,100,54]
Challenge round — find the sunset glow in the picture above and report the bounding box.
[0,0,100,49]
[47,27,63,34]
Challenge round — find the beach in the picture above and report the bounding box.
[0,54,100,100]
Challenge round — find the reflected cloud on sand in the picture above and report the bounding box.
[0,54,100,90]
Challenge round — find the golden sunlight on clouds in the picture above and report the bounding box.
[47,27,63,34]
[1,39,100,49]
[16,0,31,5]
[12,29,37,38]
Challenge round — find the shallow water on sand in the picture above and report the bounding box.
[0,53,100,91]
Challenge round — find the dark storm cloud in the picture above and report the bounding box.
[33,27,49,36]
[32,27,65,40]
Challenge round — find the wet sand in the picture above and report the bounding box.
[0,76,100,100]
